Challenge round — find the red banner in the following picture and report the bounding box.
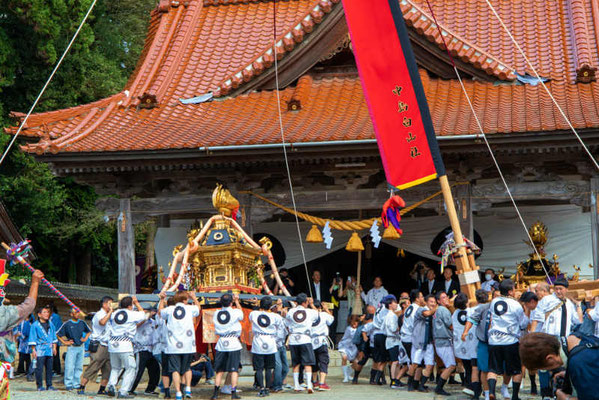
[342,0,445,189]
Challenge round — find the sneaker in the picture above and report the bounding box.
[175,393,183,400]
[300,383,307,388]
[231,392,241,400]
[77,388,86,395]
[98,389,109,396]
[463,387,475,396]
[313,382,320,389]
[258,390,267,398]
[117,394,134,399]
[37,387,46,391]
[317,383,331,391]
[501,385,510,399]
[47,386,57,391]
[435,388,451,396]
[342,377,349,383]
[206,379,215,385]
[106,387,117,397]
[307,387,314,394]
[129,392,138,396]
[184,389,192,398]
[293,387,305,393]
[145,391,160,396]
[220,386,232,395]
[284,384,294,390]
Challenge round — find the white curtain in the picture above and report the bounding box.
[154,204,593,284]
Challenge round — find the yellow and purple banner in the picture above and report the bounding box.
[342,0,445,189]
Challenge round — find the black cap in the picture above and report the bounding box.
[554,277,569,288]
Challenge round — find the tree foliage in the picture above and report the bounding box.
[0,0,156,286]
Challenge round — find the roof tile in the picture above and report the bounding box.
[18,73,599,154]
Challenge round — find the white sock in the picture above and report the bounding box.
[185,386,191,392]
[342,365,349,379]
[304,372,312,389]
[176,391,182,396]
[293,372,300,389]
[484,390,490,400]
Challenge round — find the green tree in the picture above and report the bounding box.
[0,0,156,286]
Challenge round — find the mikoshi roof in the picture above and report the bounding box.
[7,0,599,154]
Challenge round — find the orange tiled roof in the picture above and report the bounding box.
[9,0,599,154]
[409,0,599,83]
[18,73,599,154]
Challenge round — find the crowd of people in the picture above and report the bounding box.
[9,261,599,400]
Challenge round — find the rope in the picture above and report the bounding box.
[272,1,312,297]
[424,0,552,282]
[240,184,464,230]
[482,0,599,172]
[0,0,99,167]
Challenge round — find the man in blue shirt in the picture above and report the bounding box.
[29,305,58,391]
[57,308,91,390]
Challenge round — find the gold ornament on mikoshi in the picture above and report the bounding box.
[212,184,240,217]
[382,224,401,240]
[346,232,364,252]
[306,225,324,243]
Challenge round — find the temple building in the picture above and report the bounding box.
[7,0,599,293]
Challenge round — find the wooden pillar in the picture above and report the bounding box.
[118,199,135,294]
[591,178,599,279]
[245,195,254,237]
[158,214,170,228]
[145,219,157,270]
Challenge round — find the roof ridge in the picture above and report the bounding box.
[401,0,516,81]
[151,0,205,104]
[4,93,126,138]
[567,0,598,82]
[213,0,341,97]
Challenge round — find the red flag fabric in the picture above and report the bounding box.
[342,0,445,189]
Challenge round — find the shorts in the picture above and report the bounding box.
[488,343,521,376]
[82,344,111,382]
[434,345,456,368]
[161,353,171,377]
[388,346,400,363]
[373,334,389,363]
[252,353,275,371]
[312,345,329,374]
[289,344,315,367]
[214,350,241,373]
[167,353,193,375]
[411,345,435,366]
[401,342,412,363]
[477,342,489,373]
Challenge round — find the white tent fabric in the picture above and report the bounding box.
[154,204,593,283]
[382,205,592,278]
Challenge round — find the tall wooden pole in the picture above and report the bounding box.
[353,210,364,315]
[118,198,136,294]
[439,175,480,300]
[353,250,363,315]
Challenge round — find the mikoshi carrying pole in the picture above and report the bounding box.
[2,241,84,314]
[342,0,480,299]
